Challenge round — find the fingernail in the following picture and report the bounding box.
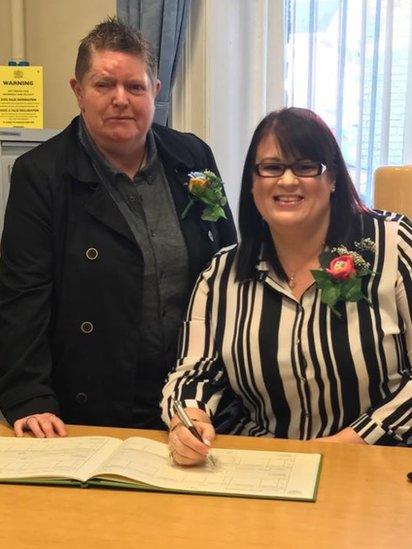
[203,438,211,446]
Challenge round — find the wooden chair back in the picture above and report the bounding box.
[373,165,412,218]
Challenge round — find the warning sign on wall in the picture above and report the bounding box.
[0,66,43,128]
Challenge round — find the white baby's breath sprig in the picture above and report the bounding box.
[354,238,376,253]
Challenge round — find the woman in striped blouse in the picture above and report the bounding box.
[162,107,412,466]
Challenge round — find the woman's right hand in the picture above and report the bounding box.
[168,408,215,466]
[14,412,67,438]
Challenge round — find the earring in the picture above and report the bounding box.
[330,182,336,193]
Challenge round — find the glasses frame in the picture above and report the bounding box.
[254,161,327,178]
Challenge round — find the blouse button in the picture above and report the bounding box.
[85,247,99,260]
[80,321,94,334]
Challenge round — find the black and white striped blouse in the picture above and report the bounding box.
[161,212,412,444]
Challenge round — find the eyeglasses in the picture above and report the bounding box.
[254,161,327,178]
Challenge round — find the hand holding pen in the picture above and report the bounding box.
[168,398,216,467]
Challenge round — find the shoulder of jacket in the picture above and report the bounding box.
[370,208,408,225]
[152,123,207,149]
[215,243,238,257]
[207,243,238,272]
[366,210,412,256]
[368,209,412,237]
[13,119,76,169]
[198,244,238,286]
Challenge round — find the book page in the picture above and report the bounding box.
[0,437,122,483]
[95,437,321,500]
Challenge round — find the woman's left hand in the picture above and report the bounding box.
[315,427,367,444]
[14,413,67,438]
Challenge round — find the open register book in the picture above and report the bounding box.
[0,436,322,501]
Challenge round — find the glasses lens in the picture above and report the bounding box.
[255,161,325,177]
[292,162,323,177]
[256,163,285,177]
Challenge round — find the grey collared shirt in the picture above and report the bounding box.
[78,118,189,426]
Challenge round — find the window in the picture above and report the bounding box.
[284,0,412,204]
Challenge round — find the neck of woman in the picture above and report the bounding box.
[269,218,329,282]
[98,139,147,179]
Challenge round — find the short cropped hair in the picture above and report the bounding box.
[237,107,367,281]
[75,17,158,84]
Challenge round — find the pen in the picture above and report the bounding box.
[171,398,216,467]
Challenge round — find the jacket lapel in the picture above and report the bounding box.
[63,121,137,246]
[152,126,218,281]
[84,184,137,246]
[152,126,213,234]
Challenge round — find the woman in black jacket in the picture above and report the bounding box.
[0,19,236,437]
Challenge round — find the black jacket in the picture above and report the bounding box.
[0,117,237,426]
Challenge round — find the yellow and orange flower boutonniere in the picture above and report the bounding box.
[311,238,376,316]
[181,170,227,222]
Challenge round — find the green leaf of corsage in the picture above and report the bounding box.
[311,239,376,317]
[181,170,228,222]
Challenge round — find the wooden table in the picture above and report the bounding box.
[0,423,411,549]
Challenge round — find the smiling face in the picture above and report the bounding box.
[252,133,334,235]
[70,49,160,156]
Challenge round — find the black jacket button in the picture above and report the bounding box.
[80,321,94,333]
[75,392,88,404]
[85,248,99,260]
